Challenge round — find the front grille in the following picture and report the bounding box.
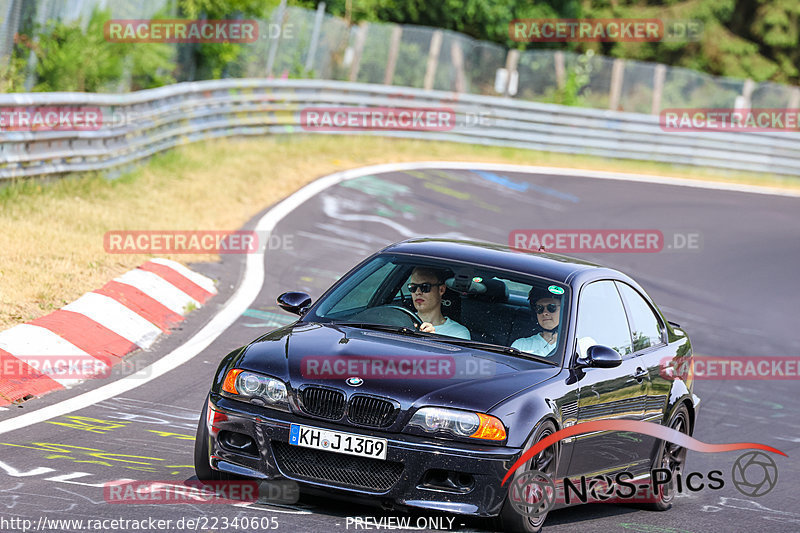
[348,395,397,427]
[300,387,346,419]
[272,442,403,491]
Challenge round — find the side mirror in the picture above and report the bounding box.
[578,345,622,369]
[277,291,312,315]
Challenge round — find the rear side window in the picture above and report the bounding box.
[616,282,664,351]
[575,280,633,358]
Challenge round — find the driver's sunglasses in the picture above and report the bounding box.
[407,282,442,293]
[534,303,560,314]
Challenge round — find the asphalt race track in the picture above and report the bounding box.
[1,165,799,533]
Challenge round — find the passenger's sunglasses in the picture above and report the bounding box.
[407,282,443,293]
[534,303,560,314]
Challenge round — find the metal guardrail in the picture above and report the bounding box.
[2,78,800,180]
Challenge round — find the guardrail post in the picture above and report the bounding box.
[383,25,402,85]
[304,2,326,73]
[554,51,565,90]
[651,64,666,115]
[348,21,368,82]
[451,40,466,93]
[609,58,625,110]
[424,30,443,91]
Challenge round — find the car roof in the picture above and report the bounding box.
[380,238,617,285]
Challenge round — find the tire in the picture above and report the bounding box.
[194,396,241,482]
[193,397,215,480]
[498,420,559,533]
[642,404,691,511]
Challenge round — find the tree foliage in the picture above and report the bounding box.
[305,0,800,83]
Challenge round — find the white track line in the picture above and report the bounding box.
[1,161,796,435]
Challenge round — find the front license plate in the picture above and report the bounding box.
[289,424,387,460]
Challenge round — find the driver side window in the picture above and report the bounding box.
[575,281,633,359]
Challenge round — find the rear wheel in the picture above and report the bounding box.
[644,404,690,511]
[498,420,558,533]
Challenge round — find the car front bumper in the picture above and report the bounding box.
[206,394,520,517]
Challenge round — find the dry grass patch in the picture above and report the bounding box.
[1,134,796,330]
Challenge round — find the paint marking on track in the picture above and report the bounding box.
[1,161,797,436]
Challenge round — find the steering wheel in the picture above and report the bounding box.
[347,305,422,329]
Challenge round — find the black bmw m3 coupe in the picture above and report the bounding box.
[195,239,699,532]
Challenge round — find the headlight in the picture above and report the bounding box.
[408,407,506,441]
[221,369,288,410]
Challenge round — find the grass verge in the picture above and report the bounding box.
[1,134,798,330]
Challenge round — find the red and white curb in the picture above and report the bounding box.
[0,258,216,406]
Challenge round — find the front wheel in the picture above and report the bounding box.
[498,420,559,533]
[194,396,240,481]
[194,397,215,480]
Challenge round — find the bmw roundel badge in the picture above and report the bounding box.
[346,376,364,387]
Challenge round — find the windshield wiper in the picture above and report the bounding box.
[329,321,434,338]
[432,338,560,365]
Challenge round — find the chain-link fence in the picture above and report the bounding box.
[2,1,799,114]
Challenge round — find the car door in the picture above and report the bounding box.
[616,281,671,472]
[566,280,650,477]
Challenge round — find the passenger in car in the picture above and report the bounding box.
[408,267,471,339]
[511,288,561,356]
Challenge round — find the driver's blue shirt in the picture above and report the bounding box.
[511,333,557,356]
[434,317,471,339]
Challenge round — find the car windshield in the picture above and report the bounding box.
[304,254,570,364]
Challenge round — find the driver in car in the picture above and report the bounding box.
[408,267,471,339]
[511,288,561,356]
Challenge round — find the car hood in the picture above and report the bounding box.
[235,322,561,413]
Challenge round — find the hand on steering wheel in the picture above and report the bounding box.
[418,322,436,334]
[384,305,423,329]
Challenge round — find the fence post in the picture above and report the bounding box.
[504,49,519,96]
[266,0,287,77]
[740,78,755,108]
[383,25,402,85]
[789,87,800,109]
[451,40,466,93]
[651,64,666,115]
[304,2,326,73]
[348,21,368,82]
[424,30,443,91]
[609,58,625,110]
[554,51,565,90]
